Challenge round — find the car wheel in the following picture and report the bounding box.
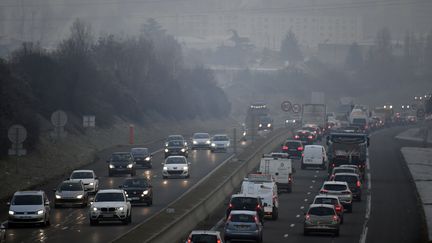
[148,198,153,206]
[90,219,98,226]
[45,217,50,226]
[272,207,279,220]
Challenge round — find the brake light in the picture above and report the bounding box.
[308,135,313,139]
[228,203,233,208]
[320,189,328,194]
[282,145,288,150]
[357,181,361,187]
[297,146,303,151]
[331,163,335,168]
[254,216,259,224]
[187,238,191,243]
[305,214,310,220]
[217,240,221,243]
[332,215,338,221]
[335,205,342,212]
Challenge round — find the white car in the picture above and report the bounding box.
[8,191,51,227]
[69,170,99,193]
[162,156,190,179]
[301,145,328,170]
[89,189,132,225]
[319,181,353,213]
[186,230,224,243]
[211,134,230,152]
[191,133,211,149]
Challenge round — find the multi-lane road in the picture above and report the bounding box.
[1,126,429,243]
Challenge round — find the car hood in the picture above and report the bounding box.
[10,205,44,212]
[165,164,187,169]
[213,141,230,145]
[70,178,95,184]
[56,191,84,197]
[92,202,126,208]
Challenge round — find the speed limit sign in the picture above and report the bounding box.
[292,104,301,113]
[281,101,292,112]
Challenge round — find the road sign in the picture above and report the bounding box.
[83,115,96,128]
[292,104,301,113]
[51,110,68,127]
[281,101,292,112]
[8,125,27,144]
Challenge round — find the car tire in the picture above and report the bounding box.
[340,216,344,224]
[90,219,98,226]
[272,207,279,220]
[147,198,153,206]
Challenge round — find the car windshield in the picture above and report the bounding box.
[334,175,358,184]
[260,117,272,123]
[213,136,228,141]
[324,184,348,191]
[168,140,183,146]
[230,214,255,223]
[111,153,130,161]
[168,135,183,141]
[314,198,338,205]
[95,193,124,202]
[59,182,82,191]
[122,179,149,188]
[190,234,218,243]
[12,195,43,205]
[71,172,93,179]
[352,118,366,125]
[131,148,149,156]
[231,197,258,209]
[308,207,335,216]
[166,157,187,164]
[194,134,209,139]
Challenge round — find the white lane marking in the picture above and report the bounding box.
[314,175,317,178]
[62,226,68,230]
[304,198,308,202]
[360,226,369,243]
[296,214,300,218]
[365,195,371,220]
[300,206,305,210]
[284,234,289,238]
[316,170,319,173]
[367,172,371,190]
[309,185,313,189]
[307,192,311,195]
[312,180,315,183]
[290,224,295,228]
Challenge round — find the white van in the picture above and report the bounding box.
[259,153,293,193]
[301,145,328,170]
[240,174,279,220]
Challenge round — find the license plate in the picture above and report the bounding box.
[102,214,113,218]
[131,197,139,200]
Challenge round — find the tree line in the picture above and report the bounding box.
[0,19,231,156]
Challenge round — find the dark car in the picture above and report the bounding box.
[281,140,304,158]
[224,210,263,243]
[54,180,88,208]
[258,116,273,131]
[107,152,136,177]
[119,178,153,206]
[131,148,152,168]
[226,194,264,224]
[293,130,315,145]
[302,125,322,140]
[332,173,362,201]
[165,140,189,158]
[165,135,188,148]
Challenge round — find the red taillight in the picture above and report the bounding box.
[332,215,338,221]
[289,176,292,182]
[282,145,288,150]
[217,240,221,243]
[297,146,303,151]
[228,203,233,209]
[331,163,335,168]
[187,239,191,243]
[305,214,310,220]
[320,189,328,194]
[254,216,259,224]
[294,135,300,139]
[308,135,313,139]
[335,205,342,212]
[357,181,361,187]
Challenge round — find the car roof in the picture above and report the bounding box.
[168,134,183,138]
[339,165,358,168]
[229,210,257,215]
[189,230,221,235]
[305,145,323,149]
[334,173,359,177]
[166,155,187,159]
[284,139,302,143]
[309,204,335,209]
[323,181,349,186]
[71,170,94,173]
[97,189,124,193]
[14,191,44,196]
[231,193,259,199]
[314,195,339,200]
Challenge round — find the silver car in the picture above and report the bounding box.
[224,210,263,243]
[304,204,340,236]
[54,180,88,208]
[210,134,230,152]
[8,191,51,227]
[191,133,211,149]
[319,181,353,213]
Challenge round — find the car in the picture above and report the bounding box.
[68,170,99,193]
[258,116,273,131]
[162,156,191,179]
[339,164,365,181]
[131,147,152,168]
[165,140,189,158]
[210,134,230,152]
[331,173,362,201]
[107,152,136,177]
[186,230,224,243]
[281,139,304,158]
[301,145,328,170]
[54,180,88,208]
[119,178,153,206]
[224,210,263,243]
[303,204,340,236]
[302,124,323,140]
[226,194,264,224]
[312,195,344,224]
[89,189,132,225]
[319,181,353,213]
[191,133,211,149]
[7,191,51,227]
[328,166,360,181]
[165,135,188,147]
[0,224,5,243]
[293,130,315,145]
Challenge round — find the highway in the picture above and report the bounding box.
[0,137,241,243]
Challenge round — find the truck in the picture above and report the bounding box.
[259,153,293,193]
[243,102,270,140]
[349,108,369,133]
[326,132,369,179]
[301,104,327,129]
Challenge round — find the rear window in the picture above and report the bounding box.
[323,184,347,191]
[284,141,301,147]
[314,198,337,205]
[230,197,258,209]
[190,234,218,243]
[230,214,255,223]
[333,168,355,174]
[308,207,335,216]
[334,175,358,184]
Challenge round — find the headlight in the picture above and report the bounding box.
[92,207,98,211]
[165,142,168,147]
[127,163,133,168]
[183,166,189,170]
[193,141,197,144]
[55,194,61,199]
[211,143,216,147]
[143,190,149,195]
[37,210,44,215]
[259,124,263,127]
[109,164,114,169]
[8,210,14,215]
[163,166,168,171]
[118,207,124,211]
[181,148,186,152]
[184,142,188,146]
[267,124,272,128]
[89,182,94,186]
[243,132,246,136]
[206,140,211,144]
[164,149,169,153]
[76,194,83,199]
[145,156,151,161]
